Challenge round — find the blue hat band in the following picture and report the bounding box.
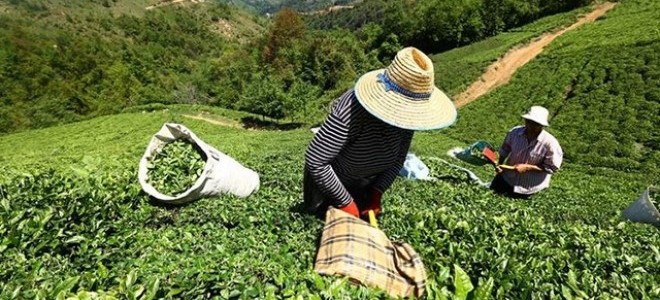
[377,73,432,100]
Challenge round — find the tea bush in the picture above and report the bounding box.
[0,110,658,299]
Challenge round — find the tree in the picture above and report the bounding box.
[262,8,306,63]
[239,72,287,120]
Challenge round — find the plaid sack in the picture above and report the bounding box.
[314,208,427,298]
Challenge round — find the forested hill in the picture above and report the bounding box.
[0,0,265,132]
[303,0,591,53]
[219,0,356,14]
[0,0,595,135]
[0,1,659,298]
[0,0,354,15]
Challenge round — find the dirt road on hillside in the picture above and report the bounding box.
[146,0,205,10]
[181,114,242,128]
[301,5,354,15]
[452,2,616,108]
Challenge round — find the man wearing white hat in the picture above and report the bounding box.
[304,47,457,219]
[491,106,563,198]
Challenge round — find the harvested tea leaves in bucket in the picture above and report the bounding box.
[147,140,205,197]
[138,123,260,204]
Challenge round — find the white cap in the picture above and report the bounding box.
[521,106,549,126]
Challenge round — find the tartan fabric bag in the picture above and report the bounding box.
[314,208,427,298]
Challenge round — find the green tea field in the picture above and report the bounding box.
[0,0,659,299]
[0,107,658,299]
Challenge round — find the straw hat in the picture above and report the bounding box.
[521,106,549,127]
[354,47,457,131]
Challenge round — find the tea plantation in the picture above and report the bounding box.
[1,0,659,298]
[0,107,658,299]
[440,0,660,176]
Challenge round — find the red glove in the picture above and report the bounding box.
[339,200,359,218]
[360,189,382,217]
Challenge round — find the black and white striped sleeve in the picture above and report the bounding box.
[372,131,413,193]
[304,102,353,207]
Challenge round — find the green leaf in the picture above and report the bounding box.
[53,276,79,299]
[453,264,474,300]
[567,270,587,297]
[122,270,138,297]
[97,263,109,279]
[132,285,145,299]
[143,278,160,300]
[311,274,325,290]
[473,277,494,300]
[567,270,578,290]
[1,198,9,211]
[436,265,451,282]
[76,291,88,300]
[69,166,90,177]
[65,236,86,244]
[561,284,574,300]
[650,245,660,262]
[11,286,22,299]
[166,288,184,297]
[228,290,242,298]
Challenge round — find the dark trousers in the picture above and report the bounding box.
[490,174,532,199]
[303,169,373,216]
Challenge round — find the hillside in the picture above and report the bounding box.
[429,6,591,96]
[0,0,659,298]
[219,0,356,14]
[303,0,591,53]
[451,2,617,108]
[436,0,660,176]
[0,104,658,298]
[0,0,607,136]
[0,0,265,133]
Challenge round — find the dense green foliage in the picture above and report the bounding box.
[0,109,658,299]
[147,140,205,196]
[444,0,660,176]
[0,0,658,296]
[0,0,382,131]
[218,0,354,14]
[304,0,591,53]
[0,1,241,132]
[0,0,601,134]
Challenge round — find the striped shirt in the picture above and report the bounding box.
[305,89,414,206]
[499,126,563,195]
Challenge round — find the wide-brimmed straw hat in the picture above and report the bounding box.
[521,106,549,127]
[354,47,457,130]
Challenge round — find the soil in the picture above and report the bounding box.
[453,2,617,108]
